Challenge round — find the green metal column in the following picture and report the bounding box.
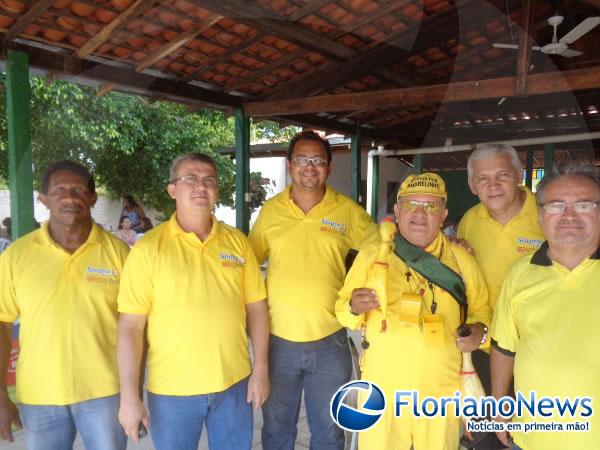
[413,154,423,174]
[525,148,534,190]
[234,108,250,233]
[370,155,379,220]
[6,50,34,239]
[351,130,361,203]
[544,143,554,176]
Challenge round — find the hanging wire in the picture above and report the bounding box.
[505,0,515,44]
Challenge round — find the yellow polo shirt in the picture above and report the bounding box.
[491,244,600,449]
[249,185,377,342]
[457,187,544,310]
[336,232,490,391]
[336,233,490,450]
[118,215,266,395]
[0,222,129,405]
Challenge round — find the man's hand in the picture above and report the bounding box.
[350,288,379,314]
[0,394,21,442]
[455,323,485,352]
[494,415,513,447]
[118,396,149,444]
[447,237,475,256]
[247,367,269,409]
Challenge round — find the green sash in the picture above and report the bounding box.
[393,233,468,322]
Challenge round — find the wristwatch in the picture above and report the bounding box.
[480,324,489,345]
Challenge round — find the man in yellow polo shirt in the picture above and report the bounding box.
[458,144,544,314]
[117,153,269,450]
[457,144,544,449]
[491,162,600,450]
[0,160,129,450]
[249,130,377,450]
[337,173,490,450]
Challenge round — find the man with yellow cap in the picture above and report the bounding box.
[336,173,491,450]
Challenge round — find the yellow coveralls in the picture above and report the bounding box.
[336,232,490,450]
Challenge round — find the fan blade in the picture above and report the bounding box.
[493,43,519,49]
[559,48,583,58]
[559,17,600,44]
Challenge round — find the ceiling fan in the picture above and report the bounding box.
[493,14,600,58]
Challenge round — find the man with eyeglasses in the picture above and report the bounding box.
[336,173,490,450]
[117,153,269,450]
[456,144,545,449]
[249,130,377,450]
[491,162,600,450]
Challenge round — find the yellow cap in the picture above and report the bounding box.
[397,173,447,199]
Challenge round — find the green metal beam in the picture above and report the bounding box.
[544,143,554,175]
[413,154,423,174]
[525,148,534,189]
[235,108,250,233]
[370,155,379,220]
[351,130,361,203]
[6,50,34,239]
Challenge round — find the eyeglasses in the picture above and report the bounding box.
[170,174,217,188]
[399,200,442,213]
[541,201,600,214]
[291,156,328,167]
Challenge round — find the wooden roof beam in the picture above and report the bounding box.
[189,0,355,60]
[244,66,600,117]
[265,0,528,101]
[264,0,492,100]
[77,0,160,59]
[135,14,222,72]
[215,0,417,93]
[219,0,416,92]
[288,0,331,22]
[97,83,117,97]
[182,33,264,82]
[225,48,306,92]
[515,0,533,96]
[4,0,56,44]
[4,38,243,108]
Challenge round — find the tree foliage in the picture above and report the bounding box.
[0,75,297,217]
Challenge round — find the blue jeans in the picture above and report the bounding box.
[262,328,352,450]
[19,394,126,450]
[147,377,252,450]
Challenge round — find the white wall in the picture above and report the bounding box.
[215,156,288,227]
[327,151,413,222]
[0,190,162,232]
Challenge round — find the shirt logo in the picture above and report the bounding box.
[320,218,347,236]
[516,236,543,253]
[219,253,246,268]
[86,266,119,284]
